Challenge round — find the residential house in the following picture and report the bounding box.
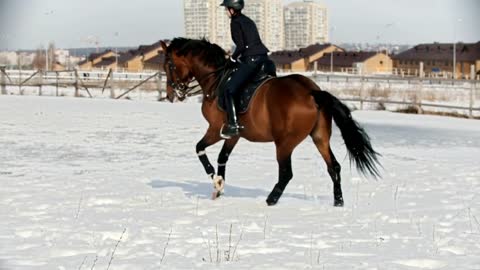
[270,43,342,72]
[78,50,115,70]
[143,51,166,72]
[392,42,480,78]
[92,56,117,70]
[118,40,165,72]
[315,51,393,74]
[52,61,66,71]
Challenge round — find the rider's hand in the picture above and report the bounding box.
[225,57,237,69]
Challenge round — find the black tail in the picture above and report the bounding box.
[312,90,381,178]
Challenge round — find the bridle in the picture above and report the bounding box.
[165,52,225,101]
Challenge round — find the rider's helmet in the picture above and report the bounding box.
[220,0,244,11]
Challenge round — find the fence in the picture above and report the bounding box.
[0,68,167,100]
[1,68,479,118]
[307,72,479,118]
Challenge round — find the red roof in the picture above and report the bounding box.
[270,43,337,65]
[93,56,116,68]
[392,42,480,62]
[316,51,378,67]
[120,40,165,63]
[144,51,165,65]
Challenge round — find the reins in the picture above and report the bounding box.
[167,54,227,101]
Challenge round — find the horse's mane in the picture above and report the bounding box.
[168,37,227,67]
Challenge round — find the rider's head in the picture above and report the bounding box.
[220,0,244,17]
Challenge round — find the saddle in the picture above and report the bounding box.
[217,59,277,114]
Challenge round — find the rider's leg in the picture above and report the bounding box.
[221,63,255,138]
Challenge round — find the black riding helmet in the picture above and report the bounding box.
[220,0,244,11]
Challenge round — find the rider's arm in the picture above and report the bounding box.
[231,20,245,61]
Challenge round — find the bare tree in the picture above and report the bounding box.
[17,52,32,70]
[47,41,56,70]
[0,55,11,66]
[32,46,46,70]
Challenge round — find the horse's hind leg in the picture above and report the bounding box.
[266,145,293,206]
[266,137,303,206]
[311,110,344,207]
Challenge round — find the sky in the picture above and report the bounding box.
[0,0,479,50]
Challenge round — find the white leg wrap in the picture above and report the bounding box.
[213,175,225,192]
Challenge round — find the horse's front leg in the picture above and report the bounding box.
[214,137,239,197]
[196,129,223,198]
[196,129,221,178]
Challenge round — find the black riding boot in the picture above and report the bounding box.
[221,94,243,139]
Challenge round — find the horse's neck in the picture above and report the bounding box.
[192,63,221,99]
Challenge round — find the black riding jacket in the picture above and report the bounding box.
[230,13,269,60]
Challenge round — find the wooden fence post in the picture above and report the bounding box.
[18,69,21,95]
[110,86,116,98]
[0,67,6,95]
[56,71,59,96]
[416,62,424,113]
[157,73,163,100]
[110,70,116,98]
[470,65,475,118]
[74,69,79,97]
[38,71,43,96]
[360,75,364,110]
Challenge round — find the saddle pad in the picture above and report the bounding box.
[217,75,274,114]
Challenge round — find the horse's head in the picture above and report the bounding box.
[161,38,227,102]
[161,40,192,103]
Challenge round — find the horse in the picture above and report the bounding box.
[160,38,381,206]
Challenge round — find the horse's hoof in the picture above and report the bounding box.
[211,190,224,200]
[266,198,278,206]
[334,198,344,207]
[266,187,283,206]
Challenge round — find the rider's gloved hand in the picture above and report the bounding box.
[225,57,237,69]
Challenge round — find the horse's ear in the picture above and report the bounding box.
[160,40,168,52]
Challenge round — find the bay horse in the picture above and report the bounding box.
[160,38,380,206]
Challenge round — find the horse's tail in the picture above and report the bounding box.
[312,90,381,178]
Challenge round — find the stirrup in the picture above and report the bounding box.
[220,124,243,139]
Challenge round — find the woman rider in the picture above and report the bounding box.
[220,0,270,139]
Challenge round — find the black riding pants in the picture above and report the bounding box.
[225,54,268,97]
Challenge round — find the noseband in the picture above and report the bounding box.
[166,55,196,99]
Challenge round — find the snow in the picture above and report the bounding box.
[1,95,480,270]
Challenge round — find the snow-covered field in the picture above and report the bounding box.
[0,95,479,270]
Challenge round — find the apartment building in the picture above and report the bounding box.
[284,0,329,50]
[184,0,329,52]
[184,0,285,52]
[243,0,284,52]
[184,0,231,50]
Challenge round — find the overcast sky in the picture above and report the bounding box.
[0,0,479,50]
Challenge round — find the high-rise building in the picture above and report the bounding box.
[284,0,329,50]
[184,0,214,41]
[184,0,284,52]
[184,0,231,50]
[184,0,330,52]
[212,3,232,52]
[243,0,284,52]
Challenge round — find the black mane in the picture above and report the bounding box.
[168,37,227,67]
